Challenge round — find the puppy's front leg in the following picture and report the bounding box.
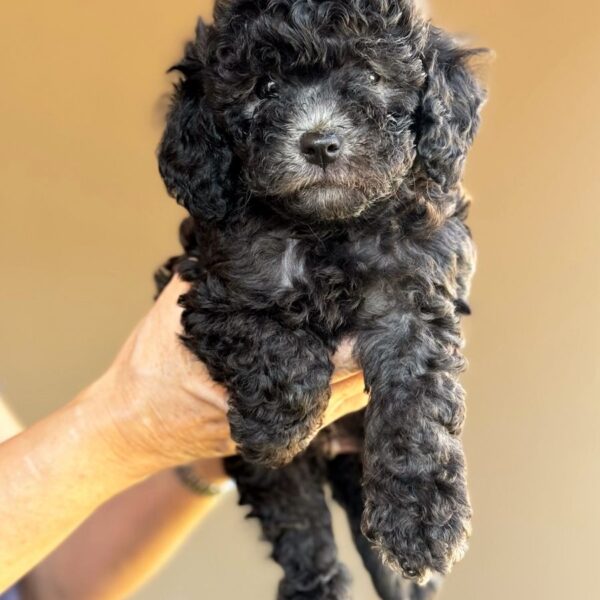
[181,291,332,467]
[357,302,471,582]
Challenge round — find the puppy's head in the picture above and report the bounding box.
[159,0,485,223]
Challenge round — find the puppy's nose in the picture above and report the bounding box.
[300,131,342,167]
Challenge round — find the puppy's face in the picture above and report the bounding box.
[210,1,425,221]
[159,0,485,223]
[233,61,422,220]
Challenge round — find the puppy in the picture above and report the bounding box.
[157,0,485,597]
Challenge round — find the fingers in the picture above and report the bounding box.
[151,274,192,335]
[164,273,192,299]
[150,275,230,410]
[323,372,368,427]
[330,372,366,402]
[331,367,362,384]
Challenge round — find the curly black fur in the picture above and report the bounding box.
[156,0,485,597]
[224,451,352,600]
[327,451,441,600]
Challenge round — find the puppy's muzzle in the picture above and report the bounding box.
[299,131,342,167]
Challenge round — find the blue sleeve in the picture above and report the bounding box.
[0,586,21,600]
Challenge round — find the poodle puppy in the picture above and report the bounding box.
[156,0,485,597]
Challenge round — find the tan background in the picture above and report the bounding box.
[1,1,599,599]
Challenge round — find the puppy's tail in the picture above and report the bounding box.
[327,454,443,600]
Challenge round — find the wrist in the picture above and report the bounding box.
[185,458,229,484]
[74,371,167,486]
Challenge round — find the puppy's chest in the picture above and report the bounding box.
[232,230,414,330]
[274,236,383,290]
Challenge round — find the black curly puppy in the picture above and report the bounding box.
[157,0,485,597]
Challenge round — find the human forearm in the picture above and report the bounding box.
[0,275,366,595]
[23,462,228,600]
[0,381,148,591]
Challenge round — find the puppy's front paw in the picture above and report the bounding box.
[362,489,471,582]
[228,388,329,468]
[235,434,306,469]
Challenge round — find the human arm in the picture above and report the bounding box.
[0,275,367,595]
[20,460,228,600]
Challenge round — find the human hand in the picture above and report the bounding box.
[90,275,367,480]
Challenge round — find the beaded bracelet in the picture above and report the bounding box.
[175,465,234,496]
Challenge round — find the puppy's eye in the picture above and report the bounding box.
[368,70,381,84]
[256,78,279,99]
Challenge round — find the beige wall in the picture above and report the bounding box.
[1,1,599,599]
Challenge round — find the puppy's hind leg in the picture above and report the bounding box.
[225,452,351,600]
[327,453,442,600]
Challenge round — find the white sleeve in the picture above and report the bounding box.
[0,396,23,443]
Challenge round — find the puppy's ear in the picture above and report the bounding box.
[158,20,232,221]
[416,29,486,191]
